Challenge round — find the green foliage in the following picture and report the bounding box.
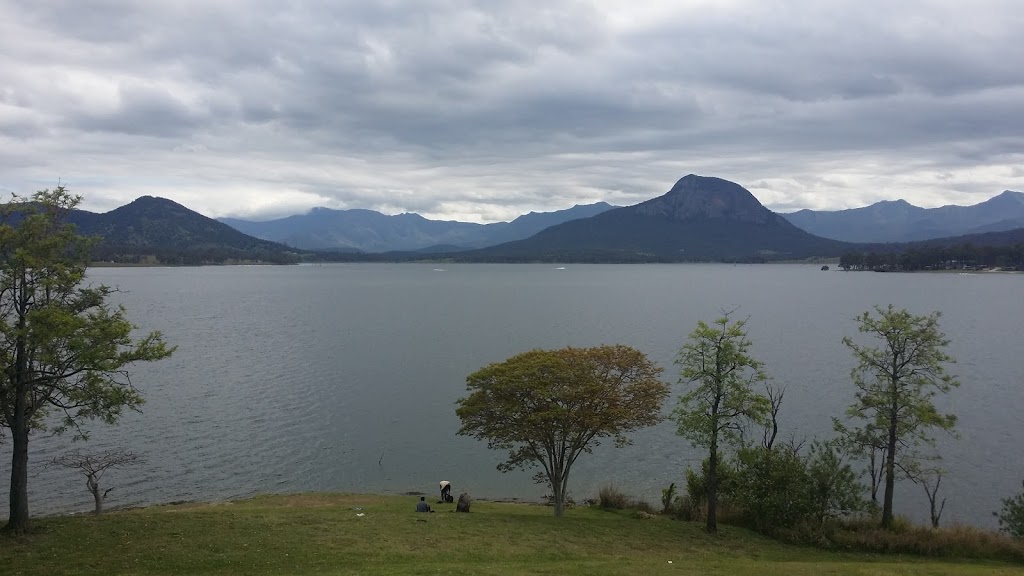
[456,345,668,517]
[688,442,865,535]
[805,441,866,524]
[835,305,959,529]
[685,460,736,505]
[731,446,815,531]
[661,482,678,514]
[673,314,771,450]
[674,312,770,532]
[672,494,697,520]
[996,481,1024,539]
[0,187,175,533]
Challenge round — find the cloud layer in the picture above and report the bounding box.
[2,0,1022,222]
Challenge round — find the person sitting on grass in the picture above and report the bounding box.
[416,496,431,513]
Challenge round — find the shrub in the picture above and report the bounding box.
[598,485,630,510]
[661,482,678,514]
[673,495,696,521]
[996,480,1024,539]
[731,446,814,531]
[763,515,1024,562]
[630,499,657,515]
[684,459,738,510]
[805,441,865,524]
[826,520,1024,562]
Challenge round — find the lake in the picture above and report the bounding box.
[1,263,1021,528]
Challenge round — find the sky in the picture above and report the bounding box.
[1,1,1022,223]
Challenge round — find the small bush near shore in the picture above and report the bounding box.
[598,484,656,513]
[599,484,630,509]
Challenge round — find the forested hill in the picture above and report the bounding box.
[840,227,1024,271]
[67,196,302,264]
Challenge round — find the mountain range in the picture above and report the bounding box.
[222,186,1024,253]
[10,175,1022,265]
[218,202,617,253]
[781,190,1024,243]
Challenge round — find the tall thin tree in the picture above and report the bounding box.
[673,312,770,533]
[837,305,958,529]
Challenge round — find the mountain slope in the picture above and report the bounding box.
[782,190,1024,243]
[218,202,617,252]
[459,175,849,262]
[69,196,300,264]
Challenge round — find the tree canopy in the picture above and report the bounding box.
[673,312,770,533]
[456,345,667,517]
[0,187,174,534]
[834,305,959,529]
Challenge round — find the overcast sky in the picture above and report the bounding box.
[1,1,1022,223]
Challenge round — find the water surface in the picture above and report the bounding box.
[1,264,1020,528]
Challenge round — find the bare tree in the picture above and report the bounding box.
[906,464,947,529]
[761,383,785,450]
[52,449,143,514]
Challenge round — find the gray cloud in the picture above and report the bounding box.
[1,0,1022,222]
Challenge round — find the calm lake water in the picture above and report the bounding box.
[1,264,1021,528]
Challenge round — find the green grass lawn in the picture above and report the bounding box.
[1,493,1021,575]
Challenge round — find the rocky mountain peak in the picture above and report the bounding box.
[630,174,776,224]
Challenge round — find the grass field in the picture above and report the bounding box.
[1,493,1021,575]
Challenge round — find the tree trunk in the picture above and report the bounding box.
[5,277,32,534]
[552,472,564,518]
[88,476,103,515]
[5,410,30,534]
[706,435,718,534]
[881,415,898,529]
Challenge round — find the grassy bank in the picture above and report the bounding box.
[1,494,1021,575]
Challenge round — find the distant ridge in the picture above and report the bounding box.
[219,202,617,252]
[782,190,1024,243]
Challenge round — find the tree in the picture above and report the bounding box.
[836,305,959,529]
[456,345,667,517]
[673,312,770,533]
[51,449,143,514]
[0,188,174,534]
